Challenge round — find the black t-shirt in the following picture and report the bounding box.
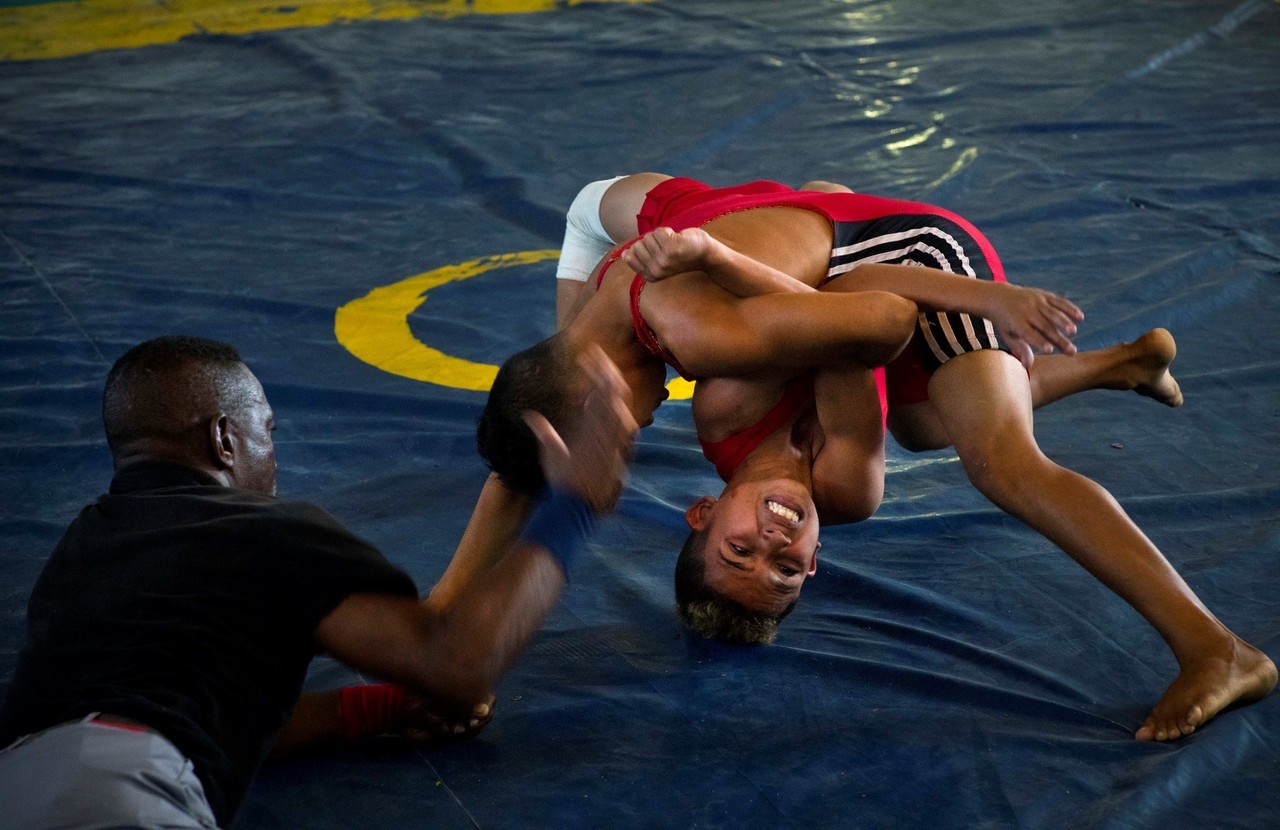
[0,461,418,827]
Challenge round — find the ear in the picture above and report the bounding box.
[684,495,717,531]
[808,542,820,577]
[208,413,235,470]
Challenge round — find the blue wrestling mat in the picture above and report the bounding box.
[2,1,1278,827]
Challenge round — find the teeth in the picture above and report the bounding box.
[766,500,800,523]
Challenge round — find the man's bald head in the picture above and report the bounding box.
[102,336,265,473]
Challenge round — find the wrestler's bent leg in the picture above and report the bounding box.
[926,349,1275,740]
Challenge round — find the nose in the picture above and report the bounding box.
[762,525,792,547]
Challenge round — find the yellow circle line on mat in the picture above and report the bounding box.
[334,250,695,400]
[1,0,652,62]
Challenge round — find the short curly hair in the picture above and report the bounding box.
[102,335,251,462]
[476,334,578,496]
[673,528,796,646]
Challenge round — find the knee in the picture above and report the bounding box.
[886,408,950,453]
[890,428,946,454]
[956,440,1040,507]
[800,180,853,194]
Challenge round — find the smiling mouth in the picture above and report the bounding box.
[765,499,801,524]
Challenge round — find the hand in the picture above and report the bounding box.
[523,345,638,512]
[399,692,495,743]
[621,226,716,282]
[986,284,1084,369]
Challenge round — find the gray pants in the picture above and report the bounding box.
[0,716,220,830]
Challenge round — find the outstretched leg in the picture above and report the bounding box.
[927,349,1275,740]
[1030,327,1182,409]
[888,328,1184,452]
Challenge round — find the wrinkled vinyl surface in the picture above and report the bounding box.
[1,1,1277,827]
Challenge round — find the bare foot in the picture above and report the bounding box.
[1129,328,1183,407]
[1135,638,1277,741]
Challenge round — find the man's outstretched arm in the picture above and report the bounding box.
[312,346,637,710]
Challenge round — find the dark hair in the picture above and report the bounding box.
[476,335,577,496]
[674,528,795,645]
[102,335,249,459]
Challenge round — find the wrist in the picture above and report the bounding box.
[701,234,730,273]
[339,684,407,738]
[518,486,596,579]
[963,278,999,318]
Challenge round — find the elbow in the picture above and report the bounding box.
[862,291,919,366]
[403,609,500,707]
[815,484,882,525]
[877,291,920,338]
[428,660,494,708]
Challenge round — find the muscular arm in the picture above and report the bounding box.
[270,690,344,758]
[314,540,568,707]
[623,227,814,298]
[633,225,1083,369]
[826,261,1000,314]
[810,364,888,525]
[824,262,1083,365]
[314,346,636,709]
[649,286,919,378]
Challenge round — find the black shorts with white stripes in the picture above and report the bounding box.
[823,214,1008,371]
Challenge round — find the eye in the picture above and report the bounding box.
[729,544,748,555]
[777,565,798,577]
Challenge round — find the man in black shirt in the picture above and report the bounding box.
[0,335,636,829]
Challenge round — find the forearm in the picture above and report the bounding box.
[699,238,815,298]
[624,226,814,298]
[424,474,534,615]
[269,690,343,759]
[424,541,567,703]
[272,685,453,759]
[317,496,589,708]
[729,291,917,373]
[423,488,592,702]
[316,554,563,710]
[824,262,997,316]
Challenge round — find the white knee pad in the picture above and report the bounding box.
[556,176,624,282]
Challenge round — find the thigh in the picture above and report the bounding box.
[600,172,673,241]
[0,721,219,830]
[926,349,1039,468]
[886,401,949,452]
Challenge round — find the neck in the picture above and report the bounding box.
[114,446,230,487]
[725,421,814,489]
[562,311,666,424]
